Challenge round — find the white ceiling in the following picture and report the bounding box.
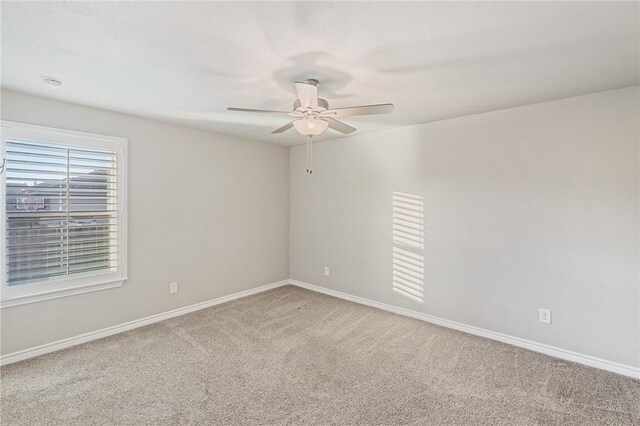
[2,1,638,146]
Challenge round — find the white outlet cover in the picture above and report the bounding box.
[539,308,551,324]
[324,267,330,276]
[170,282,178,294]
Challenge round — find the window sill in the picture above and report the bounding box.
[0,278,127,308]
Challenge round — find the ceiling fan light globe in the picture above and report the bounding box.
[293,118,328,136]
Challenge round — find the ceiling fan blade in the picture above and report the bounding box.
[323,117,357,135]
[271,121,295,134]
[294,82,318,108]
[227,107,290,114]
[321,103,395,117]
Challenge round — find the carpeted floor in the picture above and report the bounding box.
[1,285,639,425]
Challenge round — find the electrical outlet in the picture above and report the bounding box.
[539,308,551,324]
[324,266,330,276]
[169,282,178,294]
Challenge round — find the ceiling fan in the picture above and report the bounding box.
[227,79,394,173]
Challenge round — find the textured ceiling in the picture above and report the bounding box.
[1,1,638,146]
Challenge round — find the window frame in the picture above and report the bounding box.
[1,121,127,308]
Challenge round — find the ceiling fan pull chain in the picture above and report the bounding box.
[309,135,313,174]
[307,136,311,173]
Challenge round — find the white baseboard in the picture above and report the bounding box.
[4,278,638,379]
[0,280,289,366]
[289,279,640,379]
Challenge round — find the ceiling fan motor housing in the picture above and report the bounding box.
[293,98,329,113]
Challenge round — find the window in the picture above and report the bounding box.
[1,122,127,307]
[392,191,424,303]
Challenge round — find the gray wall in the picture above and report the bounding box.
[1,89,290,355]
[290,86,640,367]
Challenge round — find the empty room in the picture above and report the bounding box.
[0,1,639,425]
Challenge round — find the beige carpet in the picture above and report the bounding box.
[1,285,638,425]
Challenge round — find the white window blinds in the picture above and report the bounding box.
[5,139,119,286]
